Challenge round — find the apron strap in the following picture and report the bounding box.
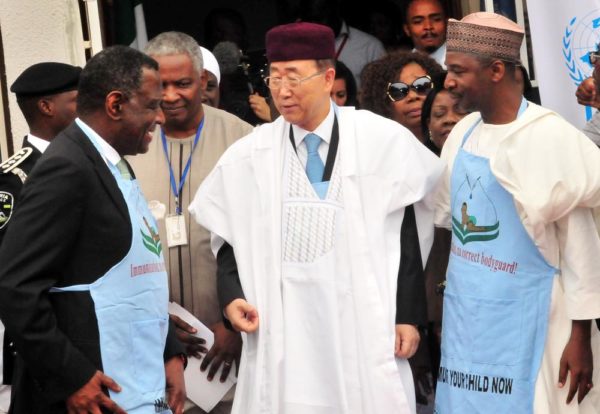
[49,284,91,293]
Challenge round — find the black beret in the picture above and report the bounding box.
[10,62,81,97]
[266,22,335,62]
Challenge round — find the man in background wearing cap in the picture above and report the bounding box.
[129,31,253,414]
[0,62,79,413]
[200,46,221,109]
[434,12,600,413]
[189,21,443,413]
[0,62,80,245]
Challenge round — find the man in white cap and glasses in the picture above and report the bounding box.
[434,11,600,414]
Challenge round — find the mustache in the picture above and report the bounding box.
[421,32,439,39]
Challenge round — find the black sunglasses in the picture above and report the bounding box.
[387,76,434,102]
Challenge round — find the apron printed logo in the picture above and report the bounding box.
[451,174,499,244]
[141,216,162,257]
[0,192,14,229]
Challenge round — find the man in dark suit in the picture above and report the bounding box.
[0,46,186,414]
[0,61,80,245]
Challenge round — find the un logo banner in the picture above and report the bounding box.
[563,10,600,120]
[527,0,600,129]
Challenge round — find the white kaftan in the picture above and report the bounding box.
[189,106,443,414]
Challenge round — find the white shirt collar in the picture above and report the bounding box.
[430,42,447,69]
[292,102,335,148]
[75,118,121,167]
[412,42,447,69]
[26,134,50,153]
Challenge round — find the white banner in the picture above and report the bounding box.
[526,0,600,129]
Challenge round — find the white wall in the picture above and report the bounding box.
[0,0,86,154]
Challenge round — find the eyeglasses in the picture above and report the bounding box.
[264,70,326,90]
[386,76,434,102]
[589,51,600,65]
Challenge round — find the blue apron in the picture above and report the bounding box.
[51,131,171,413]
[435,101,556,413]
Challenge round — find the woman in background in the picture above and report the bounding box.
[331,60,357,107]
[360,51,443,143]
[420,73,469,155]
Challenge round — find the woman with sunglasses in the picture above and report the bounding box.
[360,51,443,143]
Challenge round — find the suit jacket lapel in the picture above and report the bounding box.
[64,123,129,220]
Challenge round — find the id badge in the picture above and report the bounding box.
[165,214,188,247]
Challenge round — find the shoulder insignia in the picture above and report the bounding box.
[0,191,14,230]
[11,167,27,184]
[1,148,33,174]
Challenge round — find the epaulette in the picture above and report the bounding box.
[0,148,33,174]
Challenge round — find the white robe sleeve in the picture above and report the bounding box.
[556,207,600,320]
[492,109,600,226]
[385,127,444,266]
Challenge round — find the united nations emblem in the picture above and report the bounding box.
[0,191,14,229]
[563,10,600,119]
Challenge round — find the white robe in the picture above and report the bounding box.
[435,103,600,413]
[189,106,444,414]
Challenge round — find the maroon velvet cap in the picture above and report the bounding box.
[266,22,335,62]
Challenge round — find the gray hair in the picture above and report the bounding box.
[145,31,203,72]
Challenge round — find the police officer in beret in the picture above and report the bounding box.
[0,62,80,245]
[0,62,79,412]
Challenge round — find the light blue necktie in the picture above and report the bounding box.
[304,133,324,184]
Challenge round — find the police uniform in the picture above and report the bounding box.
[0,62,80,400]
[0,61,80,245]
[0,143,41,245]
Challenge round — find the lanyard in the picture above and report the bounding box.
[335,33,349,60]
[160,118,205,214]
